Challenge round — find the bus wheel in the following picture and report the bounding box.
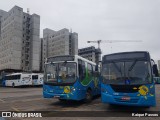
[144,106,150,108]
[12,83,15,88]
[85,89,92,103]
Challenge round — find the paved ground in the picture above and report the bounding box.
[0,85,160,120]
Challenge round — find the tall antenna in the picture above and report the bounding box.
[27,8,30,14]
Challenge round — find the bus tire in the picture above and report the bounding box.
[144,106,150,108]
[12,83,15,88]
[85,89,92,103]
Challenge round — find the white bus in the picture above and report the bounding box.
[31,73,43,86]
[5,73,32,87]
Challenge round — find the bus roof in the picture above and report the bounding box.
[31,73,43,75]
[75,55,97,65]
[103,51,150,62]
[47,55,97,65]
[104,51,149,56]
[5,73,31,76]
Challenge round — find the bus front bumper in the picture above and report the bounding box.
[43,90,83,101]
[101,92,156,107]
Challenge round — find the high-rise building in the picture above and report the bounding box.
[158,60,160,70]
[78,46,101,64]
[0,6,40,72]
[41,28,78,71]
[0,10,7,37]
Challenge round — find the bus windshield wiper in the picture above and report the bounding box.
[51,63,58,83]
[128,60,137,72]
[112,61,122,77]
[127,60,137,79]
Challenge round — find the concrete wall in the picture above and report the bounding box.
[0,6,40,72]
[41,28,78,71]
[78,46,97,63]
[0,6,23,70]
[158,60,160,70]
[30,14,40,71]
[70,32,78,55]
[0,10,7,38]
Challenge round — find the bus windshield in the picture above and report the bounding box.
[32,75,38,79]
[102,60,152,85]
[45,62,76,84]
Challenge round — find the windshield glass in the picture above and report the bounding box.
[45,63,57,82]
[45,62,76,84]
[102,61,152,85]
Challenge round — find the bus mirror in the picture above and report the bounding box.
[153,64,159,77]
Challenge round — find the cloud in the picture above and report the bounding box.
[0,0,160,61]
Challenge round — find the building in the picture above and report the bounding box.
[41,28,78,71]
[78,46,101,64]
[158,60,160,70]
[0,6,40,72]
[0,10,7,37]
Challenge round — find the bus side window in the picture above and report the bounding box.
[88,63,93,78]
[78,59,82,79]
[8,76,11,80]
[81,61,86,80]
[10,76,12,80]
[93,65,96,77]
[12,75,16,80]
[78,59,86,81]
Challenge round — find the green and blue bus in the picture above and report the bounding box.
[43,55,101,102]
[101,51,159,107]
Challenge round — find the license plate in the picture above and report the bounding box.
[54,96,60,98]
[121,97,130,101]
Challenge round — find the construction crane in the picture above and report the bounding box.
[87,40,142,64]
[87,40,142,49]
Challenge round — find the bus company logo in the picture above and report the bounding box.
[2,112,11,117]
[133,85,154,99]
[125,79,131,85]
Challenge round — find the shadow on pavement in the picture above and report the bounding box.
[49,95,101,108]
[106,104,151,112]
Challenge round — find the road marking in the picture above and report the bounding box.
[21,98,43,102]
[0,99,5,103]
[85,103,101,107]
[3,98,43,103]
[11,107,20,112]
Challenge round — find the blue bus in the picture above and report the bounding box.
[101,51,159,107]
[43,55,100,102]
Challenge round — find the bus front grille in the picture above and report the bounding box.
[110,85,141,93]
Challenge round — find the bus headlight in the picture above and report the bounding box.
[43,86,47,92]
[71,88,76,92]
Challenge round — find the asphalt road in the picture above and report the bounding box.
[0,85,160,120]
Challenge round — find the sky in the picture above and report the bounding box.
[0,0,160,62]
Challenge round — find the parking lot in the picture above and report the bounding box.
[0,85,160,120]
